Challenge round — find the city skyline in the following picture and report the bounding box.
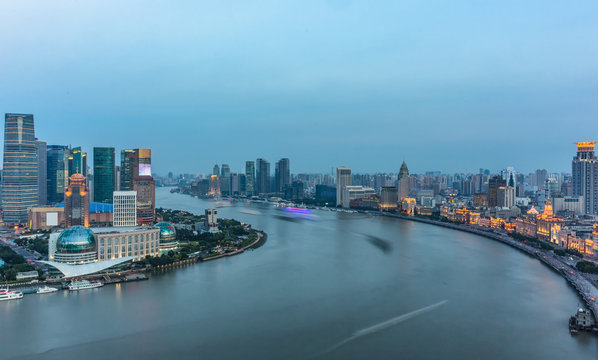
[1,1,596,175]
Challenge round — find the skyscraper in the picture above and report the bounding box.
[93,147,115,203]
[68,146,87,177]
[120,149,135,191]
[46,145,70,204]
[398,161,410,202]
[245,161,255,195]
[275,158,290,193]
[488,175,506,208]
[2,114,38,224]
[255,158,270,195]
[36,140,47,206]
[132,149,155,224]
[572,142,598,215]
[336,167,351,207]
[64,172,90,227]
[220,164,231,196]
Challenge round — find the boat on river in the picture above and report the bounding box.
[0,286,23,301]
[68,280,104,291]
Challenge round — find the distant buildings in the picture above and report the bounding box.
[380,186,398,210]
[342,185,375,209]
[64,173,90,228]
[245,161,255,195]
[336,167,351,207]
[488,175,506,208]
[93,147,115,203]
[47,145,70,204]
[36,140,47,206]
[275,158,290,193]
[572,142,598,215]
[256,158,270,195]
[1,114,38,224]
[68,146,87,177]
[113,191,137,227]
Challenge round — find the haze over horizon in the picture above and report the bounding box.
[1,1,596,175]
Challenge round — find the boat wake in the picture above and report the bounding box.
[318,300,448,356]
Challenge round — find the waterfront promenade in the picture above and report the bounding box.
[383,212,598,321]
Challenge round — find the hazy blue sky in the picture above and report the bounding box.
[1,1,597,175]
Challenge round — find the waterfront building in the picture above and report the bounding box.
[64,173,90,228]
[2,114,38,224]
[113,191,137,227]
[336,167,351,207]
[275,158,290,193]
[68,146,87,177]
[488,175,506,208]
[120,149,136,191]
[256,158,270,195]
[205,209,219,232]
[572,142,598,215]
[536,199,563,243]
[154,221,178,253]
[220,164,231,196]
[398,161,409,202]
[380,186,398,210]
[552,196,585,216]
[245,161,255,195]
[231,173,240,195]
[315,184,336,203]
[208,175,220,196]
[93,147,115,203]
[341,185,375,209]
[401,198,417,215]
[36,140,47,206]
[47,145,70,204]
[473,193,488,207]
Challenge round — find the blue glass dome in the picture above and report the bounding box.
[154,222,176,243]
[56,226,96,253]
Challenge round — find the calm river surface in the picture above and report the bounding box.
[2,187,597,359]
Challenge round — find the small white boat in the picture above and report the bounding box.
[68,280,104,291]
[36,285,59,294]
[0,286,23,301]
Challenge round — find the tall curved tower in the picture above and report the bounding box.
[398,160,410,202]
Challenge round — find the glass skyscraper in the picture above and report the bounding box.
[46,145,70,204]
[93,147,115,203]
[245,161,255,195]
[68,146,87,177]
[2,114,38,224]
[255,158,270,195]
[120,149,135,191]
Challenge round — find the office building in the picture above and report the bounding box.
[245,161,255,195]
[488,175,506,208]
[572,142,598,215]
[380,186,398,210]
[64,173,90,228]
[46,145,70,204]
[220,164,231,196]
[1,114,38,224]
[113,191,137,227]
[398,161,410,201]
[36,140,47,206]
[68,146,87,177]
[336,167,351,207]
[341,185,375,209]
[93,147,115,203]
[120,149,136,191]
[133,149,155,224]
[205,209,219,232]
[256,158,270,195]
[275,158,291,193]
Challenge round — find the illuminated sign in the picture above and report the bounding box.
[139,164,152,176]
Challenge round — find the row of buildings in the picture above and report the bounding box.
[0,113,156,227]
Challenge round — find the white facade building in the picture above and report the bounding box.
[336,167,352,207]
[342,186,375,209]
[205,209,219,232]
[113,191,137,227]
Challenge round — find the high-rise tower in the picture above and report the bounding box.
[36,140,47,206]
[245,161,255,196]
[64,172,90,227]
[572,142,598,215]
[255,158,270,195]
[336,167,351,207]
[93,147,115,203]
[2,114,38,224]
[275,158,290,193]
[397,161,410,202]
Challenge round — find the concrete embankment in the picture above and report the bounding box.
[381,213,598,322]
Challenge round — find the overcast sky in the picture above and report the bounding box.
[1,1,597,175]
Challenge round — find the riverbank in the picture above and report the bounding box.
[381,212,598,322]
[202,231,266,262]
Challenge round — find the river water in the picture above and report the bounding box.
[1,187,597,359]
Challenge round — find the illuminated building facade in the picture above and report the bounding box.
[208,175,221,196]
[572,142,598,215]
[93,147,115,203]
[535,199,563,243]
[1,114,38,224]
[64,173,90,228]
[336,167,351,207]
[380,186,398,210]
[68,146,87,177]
[398,161,409,202]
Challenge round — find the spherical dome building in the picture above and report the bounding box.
[54,226,97,264]
[154,222,178,253]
